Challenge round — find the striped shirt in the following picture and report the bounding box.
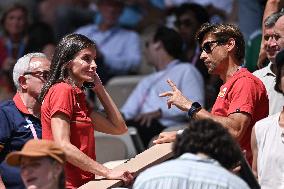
[133,153,250,189]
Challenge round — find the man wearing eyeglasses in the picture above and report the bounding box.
[154,23,269,165]
[0,53,50,189]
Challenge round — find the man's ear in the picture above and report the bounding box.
[153,41,162,50]
[226,38,236,52]
[18,75,28,90]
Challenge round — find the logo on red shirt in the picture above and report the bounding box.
[218,87,227,98]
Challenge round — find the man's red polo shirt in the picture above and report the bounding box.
[211,68,269,163]
[41,82,95,188]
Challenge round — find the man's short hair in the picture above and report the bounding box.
[173,119,242,169]
[196,23,245,64]
[153,26,183,59]
[264,10,284,28]
[13,53,47,90]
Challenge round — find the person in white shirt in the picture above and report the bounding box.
[121,26,204,147]
[251,48,284,189]
[253,11,284,115]
[75,0,141,83]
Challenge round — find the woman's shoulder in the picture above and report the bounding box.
[49,82,74,93]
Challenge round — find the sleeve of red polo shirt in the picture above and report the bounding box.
[227,77,257,117]
[49,83,74,119]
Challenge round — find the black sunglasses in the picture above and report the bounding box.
[201,39,227,54]
[23,70,50,80]
[174,19,192,28]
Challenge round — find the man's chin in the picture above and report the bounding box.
[27,185,38,189]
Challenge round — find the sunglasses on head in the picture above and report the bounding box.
[174,19,192,28]
[201,39,227,54]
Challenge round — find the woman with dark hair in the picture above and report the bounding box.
[0,3,29,71]
[39,33,133,189]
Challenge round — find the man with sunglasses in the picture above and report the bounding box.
[154,23,269,165]
[0,53,50,189]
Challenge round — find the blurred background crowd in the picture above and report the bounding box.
[0,0,272,106]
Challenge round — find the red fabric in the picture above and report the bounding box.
[41,82,96,188]
[211,68,269,164]
[0,37,7,67]
[13,92,31,115]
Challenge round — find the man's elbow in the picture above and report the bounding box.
[229,129,243,141]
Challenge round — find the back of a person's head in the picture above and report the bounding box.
[153,26,183,59]
[175,3,209,26]
[173,119,242,169]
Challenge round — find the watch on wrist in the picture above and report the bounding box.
[187,102,202,119]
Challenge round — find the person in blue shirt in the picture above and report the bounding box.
[75,0,141,84]
[0,52,50,189]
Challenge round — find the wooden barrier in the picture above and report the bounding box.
[78,142,173,189]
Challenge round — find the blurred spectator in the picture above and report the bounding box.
[0,3,29,71]
[52,1,96,41]
[0,3,29,99]
[75,0,141,84]
[174,3,210,81]
[37,0,94,33]
[154,0,234,24]
[253,11,284,115]
[173,3,222,110]
[251,49,284,189]
[121,26,204,147]
[6,139,66,189]
[0,72,15,102]
[0,53,50,189]
[25,22,56,60]
[133,119,250,189]
[238,0,266,43]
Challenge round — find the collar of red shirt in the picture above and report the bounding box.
[13,92,32,115]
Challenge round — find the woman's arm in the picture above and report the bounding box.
[251,126,258,179]
[51,112,133,182]
[91,74,127,135]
